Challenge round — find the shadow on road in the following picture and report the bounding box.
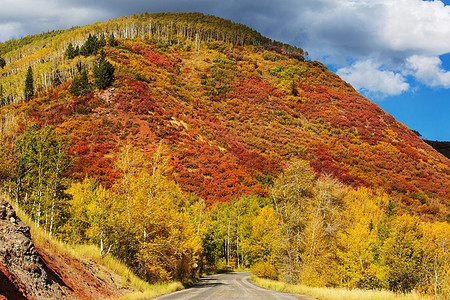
[192,277,227,289]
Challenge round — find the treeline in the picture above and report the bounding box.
[0,34,115,107]
[0,12,305,104]
[207,161,450,296]
[0,123,448,296]
[123,12,305,54]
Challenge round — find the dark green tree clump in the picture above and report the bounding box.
[64,42,79,59]
[80,34,99,56]
[93,57,115,90]
[24,66,34,101]
[70,69,90,96]
[65,33,111,60]
[108,33,118,47]
[0,56,6,68]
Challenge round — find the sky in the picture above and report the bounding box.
[1,0,449,141]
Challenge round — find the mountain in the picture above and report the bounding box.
[1,12,450,297]
[0,12,448,220]
[425,140,450,160]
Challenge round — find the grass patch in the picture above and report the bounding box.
[6,195,183,299]
[251,276,432,300]
[118,282,184,300]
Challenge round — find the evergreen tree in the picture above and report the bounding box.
[24,66,34,101]
[76,61,83,73]
[80,34,99,56]
[108,33,118,47]
[98,33,107,48]
[93,58,115,90]
[65,42,76,59]
[0,56,6,68]
[291,80,298,96]
[79,69,90,94]
[70,75,80,96]
[70,69,90,96]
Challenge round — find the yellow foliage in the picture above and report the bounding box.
[242,206,279,265]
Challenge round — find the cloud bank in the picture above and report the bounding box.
[337,60,410,98]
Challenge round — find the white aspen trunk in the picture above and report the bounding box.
[49,196,55,237]
[44,186,49,233]
[195,34,199,53]
[237,235,240,268]
[100,230,112,257]
[149,20,152,40]
[227,220,230,266]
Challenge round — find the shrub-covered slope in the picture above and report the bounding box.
[0,12,448,220]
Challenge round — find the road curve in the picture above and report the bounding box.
[153,271,314,300]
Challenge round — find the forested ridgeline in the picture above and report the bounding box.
[0,12,305,105]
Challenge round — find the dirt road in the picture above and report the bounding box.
[153,271,314,300]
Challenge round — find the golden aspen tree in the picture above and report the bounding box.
[382,214,424,293]
[299,176,345,286]
[243,206,280,266]
[421,221,450,297]
[336,188,383,289]
[271,159,315,284]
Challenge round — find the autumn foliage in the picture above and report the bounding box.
[0,12,449,295]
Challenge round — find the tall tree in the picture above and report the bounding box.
[93,57,115,90]
[64,42,76,59]
[383,214,425,293]
[0,56,5,68]
[24,66,34,101]
[108,33,118,47]
[80,34,99,56]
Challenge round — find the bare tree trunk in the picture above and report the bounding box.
[227,220,230,266]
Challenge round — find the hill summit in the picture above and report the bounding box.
[0,12,448,218]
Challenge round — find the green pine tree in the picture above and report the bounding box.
[24,66,34,101]
[70,75,81,96]
[79,69,90,95]
[0,56,6,68]
[80,34,99,56]
[108,33,118,47]
[65,42,76,59]
[98,33,107,48]
[93,58,115,90]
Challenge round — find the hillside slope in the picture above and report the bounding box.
[0,12,448,220]
[0,196,183,299]
[0,196,121,299]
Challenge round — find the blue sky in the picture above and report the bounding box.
[0,0,449,140]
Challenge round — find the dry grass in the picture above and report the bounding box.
[118,282,184,300]
[252,276,433,300]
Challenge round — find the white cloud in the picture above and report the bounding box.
[290,0,450,61]
[337,60,409,98]
[382,0,450,56]
[288,0,450,96]
[405,55,450,88]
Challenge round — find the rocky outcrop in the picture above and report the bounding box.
[0,197,63,300]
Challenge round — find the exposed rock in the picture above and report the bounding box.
[0,197,64,299]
